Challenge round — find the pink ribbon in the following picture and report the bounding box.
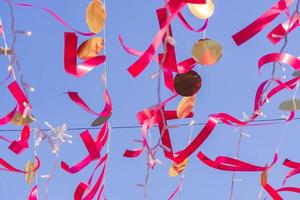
[8,81,29,114]
[15,3,94,36]
[267,14,299,44]
[61,122,108,174]
[8,125,30,154]
[197,152,277,171]
[232,0,293,46]
[28,185,38,200]
[67,90,112,117]
[64,32,106,78]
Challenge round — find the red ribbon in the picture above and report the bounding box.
[0,156,40,174]
[74,154,107,200]
[232,0,293,46]
[8,81,29,114]
[282,158,300,185]
[127,0,205,77]
[67,90,112,117]
[61,122,108,174]
[28,185,38,200]
[0,106,17,126]
[267,14,299,44]
[64,32,106,78]
[8,125,30,155]
[15,3,94,36]
[197,152,277,171]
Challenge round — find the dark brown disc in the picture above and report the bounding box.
[174,70,202,96]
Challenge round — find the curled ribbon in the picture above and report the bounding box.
[197,152,278,171]
[232,0,293,46]
[8,125,30,154]
[64,32,106,78]
[15,3,94,36]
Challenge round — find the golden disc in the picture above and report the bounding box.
[86,0,106,33]
[169,158,188,177]
[11,111,33,126]
[279,99,300,111]
[192,39,222,66]
[187,0,215,19]
[77,37,104,60]
[91,112,112,127]
[25,161,36,185]
[176,95,196,119]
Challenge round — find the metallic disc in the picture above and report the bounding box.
[192,38,222,66]
[77,37,104,60]
[176,95,196,119]
[0,48,14,55]
[292,70,300,77]
[11,111,33,126]
[174,70,202,97]
[279,98,300,111]
[187,0,215,19]
[86,0,106,34]
[25,161,36,185]
[91,112,112,127]
[169,158,188,177]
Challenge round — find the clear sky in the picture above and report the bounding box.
[0,0,300,199]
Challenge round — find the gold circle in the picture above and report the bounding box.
[192,39,222,66]
[77,37,104,60]
[86,0,106,33]
[187,0,215,19]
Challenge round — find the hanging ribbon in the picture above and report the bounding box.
[267,13,299,44]
[8,125,30,154]
[15,3,94,36]
[197,152,278,171]
[232,0,293,46]
[64,32,106,78]
[8,81,29,114]
[67,90,112,117]
[61,122,108,174]
[28,185,38,200]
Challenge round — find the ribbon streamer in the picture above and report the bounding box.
[15,3,94,36]
[28,185,38,200]
[8,125,30,154]
[232,0,293,46]
[64,32,106,78]
[197,152,277,171]
[8,81,29,114]
[61,122,108,174]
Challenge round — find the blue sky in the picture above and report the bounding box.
[1,0,300,199]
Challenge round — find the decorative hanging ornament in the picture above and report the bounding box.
[192,39,222,66]
[91,112,112,127]
[187,0,215,19]
[0,47,14,55]
[11,111,33,126]
[174,70,202,97]
[169,158,188,177]
[86,0,106,34]
[176,95,196,119]
[292,70,300,77]
[25,161,36,184]
[279,98,300,111]
[77,37,104,60]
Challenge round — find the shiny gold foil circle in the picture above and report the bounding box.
[279,99,300,111]
[25,161,36,185]
[169,158,188,177]
[192,39,222,66]
[187,0,215,19]
[77,37,104,60]
[86,0,106,33]
[176,95,196,119]
[91,112,112,127]
[11,111,33,126]
[174,70,202,97]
